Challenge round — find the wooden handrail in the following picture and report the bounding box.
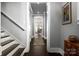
[1,12,25,31]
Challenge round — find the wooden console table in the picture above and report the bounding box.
[64,40,79,56]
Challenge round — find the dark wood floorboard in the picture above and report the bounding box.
[24,37,62,56]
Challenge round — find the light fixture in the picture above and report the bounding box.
[37,11,40,14]
[37,2,40,4]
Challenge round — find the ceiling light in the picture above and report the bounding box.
[37,11,40,14]
[37,2,40,4]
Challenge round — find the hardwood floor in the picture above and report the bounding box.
[24,37,62,56]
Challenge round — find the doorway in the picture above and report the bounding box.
[34,15,44,38]
[29,2,48,55]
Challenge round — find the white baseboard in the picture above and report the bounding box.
[48,48,64,56]
[21,41,30,56]
[42,35,47,39]
[43,36,47,39]
[21,46,29,56]
[31,36,34,39]
[21,37,31,55]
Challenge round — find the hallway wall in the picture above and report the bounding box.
[49,2,62,49]
[77,3,79,37]
[61,2,79,49]
[77,3,79,23]
[49,2,79,51]
[0,2,1,30]
[0,2,1,56]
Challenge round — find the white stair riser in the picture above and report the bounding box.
[2,41,19,51]
[1,37,14,43]
[1,32,8,37]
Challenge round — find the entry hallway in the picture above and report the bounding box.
[1,2,79,56]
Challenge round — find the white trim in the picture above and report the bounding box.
[31,36,34,39]
[20,46,29,56]
[21,37,31,55]
[21,36,33,55]
[48,48,64,56]
[47,2,50,52]
[21,34,34,55]
[58,48,64,56]
[20,48,26,56]
[26,2,30,53]
[42,35,47,39]
[44,36,47,39]
[43,12,46,38]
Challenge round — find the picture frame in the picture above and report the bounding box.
[63,2,72,25]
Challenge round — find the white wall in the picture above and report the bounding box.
[0,2,1,30]
[0,2,2,56]
[49,2,62,48]
[1,2,33,52]
[25,3,32,52]
[28,5,33,43]
[77,3,79,24]
[61,2,79,49]
[77,3,79,21]
[1,2,27,47]
[49,2,79,50]
[1,2,27,29]
[47,2,79,54]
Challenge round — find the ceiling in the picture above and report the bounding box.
[30,3,47,14]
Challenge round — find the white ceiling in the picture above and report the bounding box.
[30,3,47,14]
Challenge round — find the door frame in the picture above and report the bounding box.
[33,14,44,38]
[47,2,50,52]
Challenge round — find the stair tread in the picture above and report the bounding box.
[2,44,19,56]
[1,30,5,33]
[13,48,25,56]
[1,35,10,38]
[1,40,14,46]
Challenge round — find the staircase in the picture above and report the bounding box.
[1,28,25,56]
